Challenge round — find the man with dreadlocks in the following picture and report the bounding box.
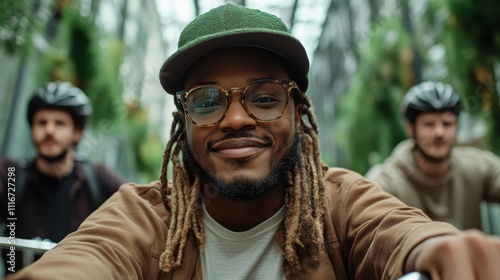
[8,3,500,280]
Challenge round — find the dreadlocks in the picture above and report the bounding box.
[158,94,328,272]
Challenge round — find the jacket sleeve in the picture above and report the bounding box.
[6,182,169,279]
[325,168,459,280]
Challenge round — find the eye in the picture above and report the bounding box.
[422,121,435,127]
[443,121,455,127]
[194,98,223,109]
[189,88,225,115]
[55,119,68,126]
[247,82,285,107]
[248,90,284,109]
[35,119,47,126]
[251,93,281,104]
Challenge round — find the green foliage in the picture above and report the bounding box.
[440,24,477,112]
[0,0,53,54]
[337,17,411,174]
[421,0,500,154]
[421,1,478,113]
[449,0,500,56]
[66,8,97,88]
[37,6,125,130]
[448,0,500,153]
[336,0,500,174]
[126,102,164,183]
[44,6,163,182]
[4,0,164,183]
[85,39,125,129]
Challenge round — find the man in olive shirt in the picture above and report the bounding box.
[366,81,500,230]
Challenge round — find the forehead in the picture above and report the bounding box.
[416,111,458,123]
[33,108,73,121]
[183,47,291,87]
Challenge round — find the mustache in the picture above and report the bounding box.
[207,132,272,148]
[41,136,57,143]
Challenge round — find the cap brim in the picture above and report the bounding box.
[159,31,309,95]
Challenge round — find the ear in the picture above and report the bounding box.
[295,103,304,125]
[406,123,414,138]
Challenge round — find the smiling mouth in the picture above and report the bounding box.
[216,146,265,159]
[209,138,270,160]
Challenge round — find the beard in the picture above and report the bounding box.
[412,132,453,164]
[38,146,70,163]
[413,143,450,163]
[182,132,301,201]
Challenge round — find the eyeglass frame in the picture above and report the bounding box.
[175,79,301,127]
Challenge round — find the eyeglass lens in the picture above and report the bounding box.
[185,81,288,125]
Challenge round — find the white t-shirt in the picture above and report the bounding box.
[201,202,286,280]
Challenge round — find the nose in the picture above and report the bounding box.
[434,123,445,136]
[218,93,257,131]
[44,122,56,134]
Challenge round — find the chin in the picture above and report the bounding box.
[214,169,268,183]
[40,151,59,158]
[44,147,64,154]
[38,147,70,163]
[433,147,452,157]
[212,156,270,174]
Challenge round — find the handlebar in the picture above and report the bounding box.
[1,236,432,279]
[398,272,431,280]
[0,236,57,266]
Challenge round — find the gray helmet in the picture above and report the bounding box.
[401,81,462,123]
[27,81,92,128]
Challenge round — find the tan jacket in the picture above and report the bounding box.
[9,168,458,280]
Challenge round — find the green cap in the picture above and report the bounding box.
[159,3,310,95]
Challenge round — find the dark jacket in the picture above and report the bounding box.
[0,157,126,273]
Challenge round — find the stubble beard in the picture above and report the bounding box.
[413,132,453,164]
[182,132,301,201]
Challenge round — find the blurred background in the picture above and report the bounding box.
[1,0,499,230]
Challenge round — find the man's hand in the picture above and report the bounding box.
[405,229,500,279]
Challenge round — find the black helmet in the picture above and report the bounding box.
[401,81,462,123]
[27,81,92,129]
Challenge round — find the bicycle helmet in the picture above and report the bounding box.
[401,81,462,123]
[27,81,92,129]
